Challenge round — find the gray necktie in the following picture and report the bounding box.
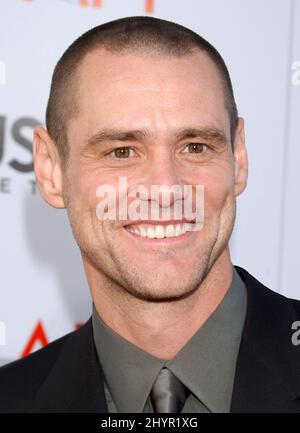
[150,367,190,413]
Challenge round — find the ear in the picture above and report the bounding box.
[233,117,248,196]
[33,125,66,208]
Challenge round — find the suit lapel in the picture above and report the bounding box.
[30,318,108,413]
[231,266,300,412]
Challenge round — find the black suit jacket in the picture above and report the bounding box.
[1,265,300,413]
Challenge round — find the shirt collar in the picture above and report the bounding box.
[167,265,247,412]
[92,305,165,412]
[92,265,247,412]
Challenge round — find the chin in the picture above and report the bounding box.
[123,275,202,303]
[128,288,195,303]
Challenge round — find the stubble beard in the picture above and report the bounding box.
[65,179,236,304]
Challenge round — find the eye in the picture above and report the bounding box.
[111,147,134,158]
[183,143,207,154]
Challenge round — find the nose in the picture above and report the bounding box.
[137,150,188,214]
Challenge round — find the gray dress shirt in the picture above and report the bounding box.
[92,265,247,413]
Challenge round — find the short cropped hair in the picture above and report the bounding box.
[45,16,238,164]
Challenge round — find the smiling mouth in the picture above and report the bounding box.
[124,221,201,239]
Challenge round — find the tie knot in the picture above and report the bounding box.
[150,367,190,413]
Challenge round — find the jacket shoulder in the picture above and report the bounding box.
[290,297,300,316]
[235,264,300,312]
[0,328,76,412]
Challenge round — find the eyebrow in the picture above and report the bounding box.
[83,126,228,151]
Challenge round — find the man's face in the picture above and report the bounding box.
[61,48,247,301]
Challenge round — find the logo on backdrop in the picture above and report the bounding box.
[20,321,82,357]
[23,0,155,14]
[0,116,40,195]
[0,320,82,358]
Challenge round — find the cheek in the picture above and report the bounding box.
[68,162,113,210]
[194,168,235,217]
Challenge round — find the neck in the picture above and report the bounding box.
[84,248,233,360]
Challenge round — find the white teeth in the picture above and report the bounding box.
[155,225,165,239]
[126,223,196,239]
[146,227,155,238]
[182,223,190,233]
[175,224,182,237]
[140,226,147,237]
[165,224,175,238]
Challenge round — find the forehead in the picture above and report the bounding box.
[69,48,228,141]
